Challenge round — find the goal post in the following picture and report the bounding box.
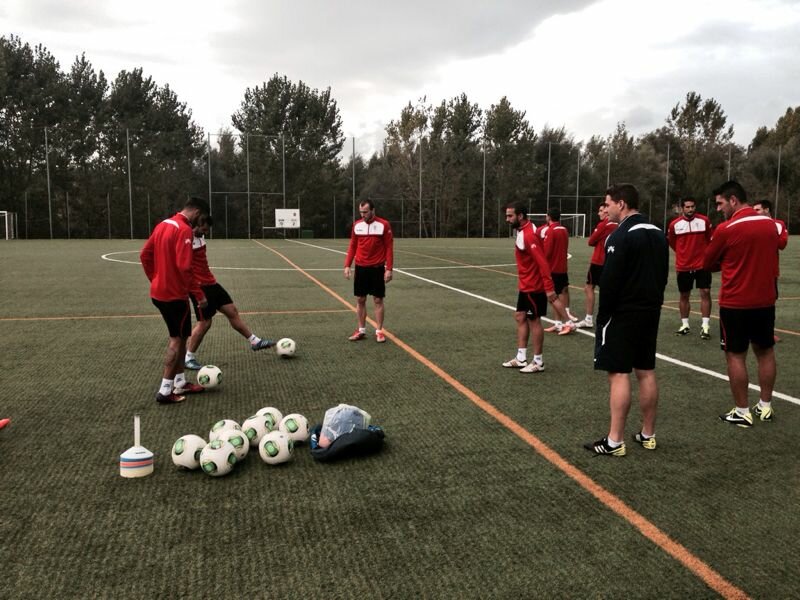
[527,213,586,237]
[0,211,18,240]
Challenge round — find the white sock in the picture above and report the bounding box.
[702,317,710,327]
[516,348,527,362]
[758,399,771,408]
[358,327,366,334]
[533,354,543,365]
[174,373,186,388]
[682,318,689,327]
[607,437,622,448]
[248,334,260,345]
[735,406,750,417]
[159,379,173,395]
[585,315,593,323]
[640,431,654,439]
[185,351,195,361]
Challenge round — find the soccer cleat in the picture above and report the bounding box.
[719,408,753,428]
[0,418,10,431]
[700,325,711,340]
[156,392,186,405]
[557,323,576,336]
[574,318,593,329]
[519,362,545,373]
[675,324,690,336]
[583,437,626,457]
[752,403,773,422]
[251,339,275,351]
[174,382,204,395]
[543,324,560,333]
[184,358,202,370]
[633,432,657,450]
[376,331,386,343]
[348,330,366,341]
[502,358,528,368]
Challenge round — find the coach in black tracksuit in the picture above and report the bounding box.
[585,183,669,457]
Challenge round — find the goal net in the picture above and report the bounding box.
[0,211,18,240]
[527,213,586,237]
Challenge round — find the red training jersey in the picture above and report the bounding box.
[703,207,779,309]
[344,216,394,270]
[668,213,712,271]
[541,221,569,273]
[192,236,217,287]
[140,213,203,302]
[587,218,617,266]
[515,220,554,293]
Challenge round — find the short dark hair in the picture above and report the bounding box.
[754,199,772,213]
[505,201,527,217]
[606,183,639,210]
[185,196,210,214]
[547,207,561,221]
[359,199,375,210]
[712,180,747,204]
[681,197,696,207]
[200,214,214,227]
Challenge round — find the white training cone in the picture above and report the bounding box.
[120,414,154,478]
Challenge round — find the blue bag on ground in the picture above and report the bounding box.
[310,404,384,462]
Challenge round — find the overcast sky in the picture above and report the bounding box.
[2,0,799,156]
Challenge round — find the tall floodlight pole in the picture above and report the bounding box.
[481,137,486,238]
[418,137,422,238]
[282,134,287,209]
[606,149,611,187]
[44,128,53,239]
[246,133,251,239]
[207,132,213,209]
[352,137,356,222]
[663,143,670,229]
[775,144,782,209]
[546,142,552,212]
[126,128,133,239]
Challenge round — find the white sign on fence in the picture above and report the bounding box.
[275,209,300,229]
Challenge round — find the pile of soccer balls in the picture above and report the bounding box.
[171,407,310,476]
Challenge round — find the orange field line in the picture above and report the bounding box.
[252,239,749,600]
[0,309,350,322]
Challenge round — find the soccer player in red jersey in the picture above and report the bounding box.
[502,202,569,373]
[668,198,713,339]
[140,197,209,404]
[539,208,576,335]
[344,200,394,343]
[754,200,788,342]
[184,215,275,370]
[575,203,617,329]
[704,181,780,427]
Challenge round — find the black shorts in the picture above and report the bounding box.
[190,283,233,320]
[552,273,569,295]
[594,310,661,373]
[719,306,775,353]
[586,264,603,287]
[354,265,386,298]
[516,291,547,321]
[677,270,712,293]
[152,298,192,339]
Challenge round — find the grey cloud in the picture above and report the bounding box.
[11,1,136,32]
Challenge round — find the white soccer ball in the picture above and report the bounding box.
[220,428,250,461]
[199,440,237,477]
[258,431,294,465]
[171,434,206,470]
[197,365,222,388]
[275,338,296,358]
[255,407,283,432]
[279,413,309,443]
[209,419,241,442]
[241,414,271,447]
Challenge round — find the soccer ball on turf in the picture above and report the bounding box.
[220,428,250,461]
[171,434,206,470]
[199,440,237,476]
[241,414,271,446]
[197,365,222,388]
[258,431,294,465]
[209,419,241,442]
[255,407,283,431]
[275,338,296,358]
[279,413,309,443]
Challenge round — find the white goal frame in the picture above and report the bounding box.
[0,211,18,240]
[527,213,586,237]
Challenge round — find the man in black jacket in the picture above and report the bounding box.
[585,183,669,457]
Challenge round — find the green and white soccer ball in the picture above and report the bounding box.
[279,413,309,443]
[220,428,250,461]
[255,407,283,432]
[199,440,237,477]
[197,365,222,388]
[209,419,241,442]
[275,338,296,358]
[258,431,294,465]
[171,434,206,470]
[241,414,271,447]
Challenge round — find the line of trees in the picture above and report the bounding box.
[1,34,797,238]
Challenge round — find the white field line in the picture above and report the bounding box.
[289,239,800,406]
